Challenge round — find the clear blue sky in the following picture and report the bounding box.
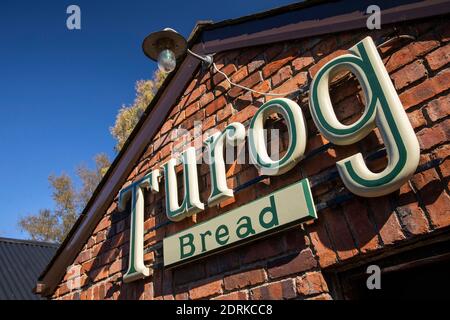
[0,0,298,239]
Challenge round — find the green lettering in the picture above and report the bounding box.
[215,225,229,246]
[200,230,212,252]
[179,233,195,259]
[259,195,279,229]
[236,216,256,239]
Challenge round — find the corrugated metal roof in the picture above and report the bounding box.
[0,237,58,300]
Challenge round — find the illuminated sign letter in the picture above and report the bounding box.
[118,170,160,282]
[162,147,204,221]
[204,122,246,206]
[309,36,420,197]
[248,98,307,175]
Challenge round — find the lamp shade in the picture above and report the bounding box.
[142,28,187,62]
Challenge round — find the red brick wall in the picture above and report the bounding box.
[52,16,450,300]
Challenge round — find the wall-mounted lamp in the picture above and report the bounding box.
[142,28,213,73]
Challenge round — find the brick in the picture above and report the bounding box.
[292,56,314,72]
[391,60,427,90]
[183,109,205,130]
[174,263,206,286]
[228,72,263,98]
[417,119,450,150]
[229,104,258,124]
[212,64,237,86]
[248,55,265,73]
[240,234,284,264]
[115,220,126,234]
[189,279,223,300]
[186,84,206,105]
[174,292,189,300]
[203,115,216,130]
[233,91,253,110]
[250,279,296,300]
[160,119,173,135]
[94,217,111,233]
[153,133,169,150]
[267,248,317,279]
[213,291,249,300]
[386,40,439,72]
[224,269,266,290]
[283,227,308,252]
[251,80,271,99]
[412,168,440,191]
[400,69,450,110]
[397,202,430,235]
[272,65,293,87]
[368,197,406,245]
[342,200,380,253]
[264,44,284,62]
[199,92,215,108]
[334,94,364,122]
[425,95,450,122]
[408,109,427,129]
[90,266,108,282]
[307,221,337,268]
[185,102,200,118]
[86,237,95,249]
[322,208,359,260]
[237,47,263,67]
[426,43,450,70]
[58,283,70,296]
[411,169,450,228]
[439,154,450,179]
[296,272,329,296]
[217,103,233,122]
[312,37,338,58]
[309,50,348,78]
[199,70,211,84]
[426,190,450,229]
[173,111,186,126]
[306,293,333,300]
[184,79,198,96]
[109,259,123,275]
[205,95,227,116]
[78,250,91,264]
[262,48,296,78]
[266,72,308,100]
[205,250,241,276]
[230,67,249,84]
[98,247,120,266]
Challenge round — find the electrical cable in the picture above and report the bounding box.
[192,34,416,98]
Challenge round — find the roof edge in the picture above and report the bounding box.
[0,237,59,248]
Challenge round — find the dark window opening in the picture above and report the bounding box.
[325,236,450,300]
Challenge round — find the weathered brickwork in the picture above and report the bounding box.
[52,16,450,300]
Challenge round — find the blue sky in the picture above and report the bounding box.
[0,0,298,239]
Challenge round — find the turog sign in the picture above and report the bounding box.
[117,37,420,282]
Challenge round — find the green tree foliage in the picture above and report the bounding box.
[76,153,111,210]
[110,70,167,151]
[49,173,77,240]
[18,209,60,242]
[19,155,110,243]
